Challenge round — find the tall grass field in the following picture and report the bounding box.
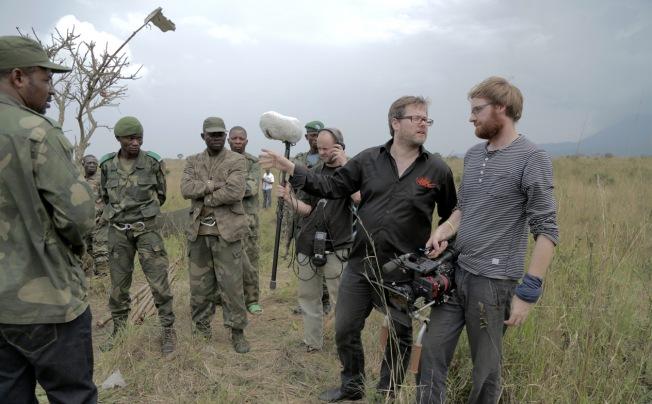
[76,156,651,403]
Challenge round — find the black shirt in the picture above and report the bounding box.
[295,164,354,256]
[290,140,457,276]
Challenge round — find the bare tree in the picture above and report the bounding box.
[18,7,175,162]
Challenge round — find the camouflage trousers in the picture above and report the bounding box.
[82,223,109,274]
[92,222,109,263]
[243,213,260,306]
[107,226,175,328]
[188,235,248,331]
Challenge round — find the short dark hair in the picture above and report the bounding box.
[229,126,247,137]
[0,66,38,81]
[387,96,429,136]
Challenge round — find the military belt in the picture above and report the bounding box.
[199,216,217,227]
[113,221,146,231]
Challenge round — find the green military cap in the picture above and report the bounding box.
[305,120,325,133]
[0,36,71,72]
[203,116,226,133]
[114,116,143,137]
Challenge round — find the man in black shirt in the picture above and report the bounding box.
[260,96,457,402]
[279,128,359,352]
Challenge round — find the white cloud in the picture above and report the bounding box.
[179,0,438,46]
[54,14,145,77]
[109,13,145,35]
[179,16,257,45]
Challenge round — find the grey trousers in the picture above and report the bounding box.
[416,269,517,404]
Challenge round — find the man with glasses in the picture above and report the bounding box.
[260,96,457,401]
[417,77,558,403]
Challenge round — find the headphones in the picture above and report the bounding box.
[321,128,345,150]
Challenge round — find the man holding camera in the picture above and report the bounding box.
[261,96,457,401]
[418,77,558,403]
[278,128,358,352]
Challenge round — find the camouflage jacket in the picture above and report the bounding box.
[99,150,166,224]
[242,152,260,215]
[293,150,320,168]
[0,93,95,324]
[85,171,105,222]
[181,149,247,242]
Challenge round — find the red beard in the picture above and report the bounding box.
[475,110,503,140]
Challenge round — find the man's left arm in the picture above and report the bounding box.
[505,150,559,326]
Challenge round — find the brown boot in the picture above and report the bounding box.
[161,327,177,355]
[231,329,250,354]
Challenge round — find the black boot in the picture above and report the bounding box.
[318,386,364,402]
[231,328,250,354]
[161,327,177,355]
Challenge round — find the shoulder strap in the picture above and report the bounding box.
[99,152,117,165]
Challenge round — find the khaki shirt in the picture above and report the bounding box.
[0,93,94,324]
[181,149,247,242]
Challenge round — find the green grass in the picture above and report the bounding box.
[85,156,651,403]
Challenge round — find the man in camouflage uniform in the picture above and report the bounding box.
[0,36,97,403]
[82,154,109,276]
[228,125,263,315]
[287,120,331,315]
[181,117,250,353]
[99,116,176,354]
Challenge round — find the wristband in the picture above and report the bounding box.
[514,273,543,303]
[444,220,455,233]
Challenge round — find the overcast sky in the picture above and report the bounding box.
[3,0,650,158]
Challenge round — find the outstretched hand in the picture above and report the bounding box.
[259,149,295,174]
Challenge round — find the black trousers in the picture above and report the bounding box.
[334,265,412,394]
[0,307,97,404]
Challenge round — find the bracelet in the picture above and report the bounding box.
[444,220,455,233]
[514,273,543,303]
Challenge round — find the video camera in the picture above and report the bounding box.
[381,247,458,314]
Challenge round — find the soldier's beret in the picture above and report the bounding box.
[304,120,325,133]
[114,116,143,137]
[0,36,71,72]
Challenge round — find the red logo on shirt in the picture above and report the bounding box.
[416,176,437,189]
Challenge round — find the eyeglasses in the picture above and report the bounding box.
[397,115,434,126]
[471,103,493,116]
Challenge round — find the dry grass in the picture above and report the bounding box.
[84,156,651,403]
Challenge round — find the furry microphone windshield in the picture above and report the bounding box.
[259,111,303,144]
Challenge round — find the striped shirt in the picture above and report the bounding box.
[455,135,559,280]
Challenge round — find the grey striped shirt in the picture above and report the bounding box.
[455,135,559,280]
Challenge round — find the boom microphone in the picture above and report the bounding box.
[259,111,303,144]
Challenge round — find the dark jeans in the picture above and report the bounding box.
[416,269,516,404]
[335,265,412,395]
[0,307,97,404]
